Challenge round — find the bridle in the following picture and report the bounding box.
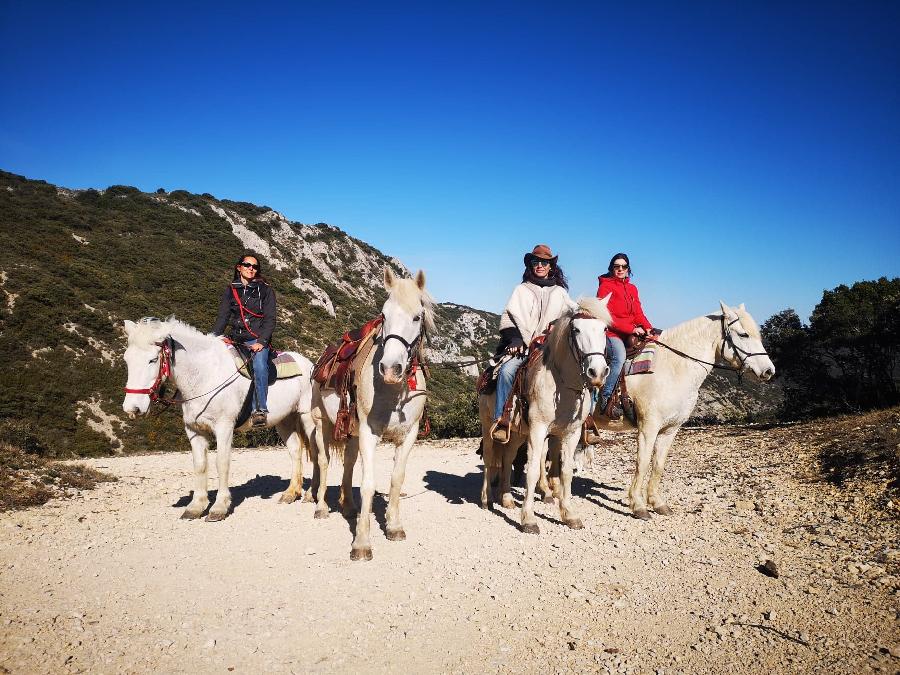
[378,313,427,378]
[123,336,251,406]
[654,315,770,383]
[124,337,174,402]
[567,312,608,388]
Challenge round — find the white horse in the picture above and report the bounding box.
[306,268,432,561]
[479,296,611,533]
[600,301,775,519]
[122,318,315,521]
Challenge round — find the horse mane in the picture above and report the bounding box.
[389,278,436,336]
[127,316,213,349]
[543,297,611,362]
[658,305,761,350]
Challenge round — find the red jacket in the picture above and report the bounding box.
[597,275,652,339]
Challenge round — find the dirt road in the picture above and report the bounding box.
[1,423,898,673]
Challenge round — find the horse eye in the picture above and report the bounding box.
[413,315,421,322]
[149,357,159,364]
[737,332,749,338]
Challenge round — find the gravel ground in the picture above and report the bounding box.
[0,416,898,674]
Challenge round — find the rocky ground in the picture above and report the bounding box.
[0,411,898,674]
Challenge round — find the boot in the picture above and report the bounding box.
[251,410,268,428]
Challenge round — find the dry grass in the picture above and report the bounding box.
[0,443,116,512]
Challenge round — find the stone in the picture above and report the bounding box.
[735,500,756,512]
[759,559,779,579]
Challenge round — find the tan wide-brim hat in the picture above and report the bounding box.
[524,244,558,266]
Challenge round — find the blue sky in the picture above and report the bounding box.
[2,2,898,327]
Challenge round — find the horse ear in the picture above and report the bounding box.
[598,293,611,309]
[414,269,426,290]
[124,320,136,335]
[383,266,395,290]
[719,300,734,317]
[738,302,746,311]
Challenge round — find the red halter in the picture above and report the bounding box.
[123,339,172,401]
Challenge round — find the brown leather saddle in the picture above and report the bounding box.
[313,316,384,441]
[494,333,547,429]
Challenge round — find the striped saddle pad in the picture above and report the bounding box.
[227,345,304,380]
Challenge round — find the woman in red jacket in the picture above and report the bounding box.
[596,252,653,411]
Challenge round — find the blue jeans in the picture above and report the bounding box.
[245,340,270,412]
[600,335,626,404]
[494,355,526,420]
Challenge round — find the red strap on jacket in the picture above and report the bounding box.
[231,286,262,339]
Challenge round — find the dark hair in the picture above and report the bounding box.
[522,262,569,289]
[603,252,632,278]
[231,251,268,283]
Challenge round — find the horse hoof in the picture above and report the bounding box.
[180,509,204,520]
[564,518,584,530]
[314,508,330,520]
[301,491,315,503]
[633,508,651,521]
[205,510,228,522]
[386,528,406,541]
[501,495,516,509]
[278,492,298,505]
[542,493,555,504]
[350,547,373,562]
[654,504,674,516]
[521,523,540,535]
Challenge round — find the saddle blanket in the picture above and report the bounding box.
[626,343,656,375]
[227,345,305,380]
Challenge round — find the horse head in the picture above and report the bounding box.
[718,301,775,382]
[570,295,612,386]
[122,318,170,415]
[379,267,434,384]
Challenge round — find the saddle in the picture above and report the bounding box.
[226,344,305,380]
[313,316,384,441]
[600,329,663,424]
[491,333,548,432]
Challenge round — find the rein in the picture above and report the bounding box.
[567,311,607,388]
[653,316,770,383]
[124,338,253,407]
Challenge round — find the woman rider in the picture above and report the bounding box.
[596,252,654,415]
[490,244,574,443]
[212,252,276,428]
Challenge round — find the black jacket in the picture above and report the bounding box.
[212,280,276,346]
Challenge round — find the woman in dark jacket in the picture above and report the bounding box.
[212,252,276,427]
[596,252,653,412]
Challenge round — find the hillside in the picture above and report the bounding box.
[0,170,773,457]
[0,171,497,456]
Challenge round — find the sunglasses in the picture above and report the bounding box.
[239,262,260,270]
[612,264,629,270]
[531,259,552,267]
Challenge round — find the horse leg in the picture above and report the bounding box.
[277,416,304,504]
[339,435,359,518]
[545,436,561,502]
[313,425,331,519]
[628,422,660,521]
[385,424,419,541]
[181,429,210,519]
[350,424,377,561]
[520,423,549,534]
[499,440,517,509]
[207,424,235,522]
[557,432,584,529]
[480,434,495,509]
[648,426,679,516]
[297,412,317,502]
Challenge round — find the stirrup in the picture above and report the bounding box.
[582,418,602,446]
[490,420,511,444]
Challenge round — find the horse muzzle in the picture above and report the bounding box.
[585,358,610,387]
[122,395,150,416]
[379,361,405,385]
